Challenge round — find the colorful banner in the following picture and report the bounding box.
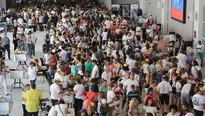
[171,0,186,23]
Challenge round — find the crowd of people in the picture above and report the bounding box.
[0,0,205,116]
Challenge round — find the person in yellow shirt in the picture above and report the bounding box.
[23,84,42,116]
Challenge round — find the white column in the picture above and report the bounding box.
[161,0,168,34]
[139,0,147,16]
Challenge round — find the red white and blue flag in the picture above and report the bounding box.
[171,0,184,21]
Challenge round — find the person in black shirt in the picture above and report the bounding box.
[0,40,5,58]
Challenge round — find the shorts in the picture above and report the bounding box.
[159,94,169,105]
[172,92,181,99]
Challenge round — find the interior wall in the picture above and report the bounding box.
[145,0,162,24]
[0,0,6,10]
[112,0,139,4]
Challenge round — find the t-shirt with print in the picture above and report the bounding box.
[192,94,205,111]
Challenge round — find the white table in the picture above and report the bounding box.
[9,70,25,92]
[13,52,28,71]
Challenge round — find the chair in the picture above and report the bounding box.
[37,58,46,83]
[37,70,45,83]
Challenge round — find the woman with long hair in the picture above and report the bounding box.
[191,60,201,79]
[143,97,158,116]
[128,99,140,116]
[54,98,70,116]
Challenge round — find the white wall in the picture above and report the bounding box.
[142,0,195,41]
[145,0,162,24]
[168,0,194,41]
[0,0,6,10]
[194,0,205,43]
[104,0,112,10]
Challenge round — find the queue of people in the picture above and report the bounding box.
[0,0,204,116]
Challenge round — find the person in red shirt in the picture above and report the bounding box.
[49,52,57,85]
[144,88,157,105]
[86,85,97,102]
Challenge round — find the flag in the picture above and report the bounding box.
[171,0,184,21]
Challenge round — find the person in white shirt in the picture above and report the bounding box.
[59,47,68,62]
[73,78,84,114]
[124,72,139,95]
[126,54,136,72]
[50,78,62,106]
[192,87,205,116]
[143,60,149,74]
[169,34,176,42]
[167,104,180,116]
[101,67,112,85]
[191,60,201,79]
[136,25,141,37]
[54,98,70,116]
[157,75,172,113]
[44,50,51,66]
[181,83,193,105]
[143,98,158,116]
[91,60,99,80]
[107,85,116,116]
[28,62,37,85]
[101,28,108,43]
[181,68,188,81]
[196,41,204,66]
[48,106,56,116]
[172,76,182,107]
[18,17,24,25]
[104,18,111,29]
[176,51,187,69]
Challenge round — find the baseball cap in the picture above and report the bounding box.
[145,58,149,62]
[29,61,35,65]
[55,78,61,82]
[123,63,128,67]
[199,87,205,92]
[57,68,61,72]
[176,69,180,74]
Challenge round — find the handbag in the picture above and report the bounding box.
[194,66,202,80]
[171,82,177,94]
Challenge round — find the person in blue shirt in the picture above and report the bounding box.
[71,62,79,76]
